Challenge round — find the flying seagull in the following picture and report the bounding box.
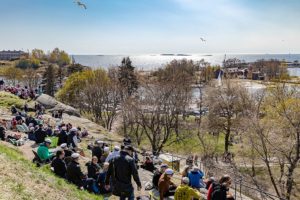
[200,37,206,42]
[74,0,87,9]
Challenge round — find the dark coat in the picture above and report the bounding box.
[92,146,103,162]
[67,160,85,188]
[105,151,141,188]
[51,157,67,178]
[86,161,101,179]
[211,184,228,200]
[57,130,67,146]
[152,171,162,188]
[35,128,47,144]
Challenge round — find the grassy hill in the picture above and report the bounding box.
[0,142,102,200]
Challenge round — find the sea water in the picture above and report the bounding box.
[73,54,300,76]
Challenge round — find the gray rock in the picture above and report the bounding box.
[36,94,80,117]
[36,94,57,109]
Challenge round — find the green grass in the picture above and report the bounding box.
[0,143,102,200]
[0,91,26,109]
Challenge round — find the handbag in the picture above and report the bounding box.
[111,159,133,197]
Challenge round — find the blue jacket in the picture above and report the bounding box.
[188,170,204,188]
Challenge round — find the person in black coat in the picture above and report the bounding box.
[152,164,168,189]
[211,175,234,200]
[67,128,78,149]
[60,143,73,157]
[35,124,47,144]
[0,124,6,141]
[67,153,86,189]
[105,145,142,199]
[86,156,101,180]
[51,150,67,178]
[92,141,103,163]
[57,127,68,146]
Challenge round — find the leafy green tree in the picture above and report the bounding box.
[43,65,56,96]
[49,48,70,66]
[118,57,138,96]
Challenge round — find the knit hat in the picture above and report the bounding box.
[60,143,67,148]
[71,153,80,159]
[165,168,174,175]
[114,146,120,151]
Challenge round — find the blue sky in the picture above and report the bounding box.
[0,0,300,54]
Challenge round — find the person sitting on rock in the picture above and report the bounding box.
[152,164,168,189]
[51,150,67,178]
[35,124,47,144]
[188,166,205,190]
[37,139,54,162]
[57,126,68,146]
[141,156,156,172]
[158,168,177,199]
[175,177,201,200]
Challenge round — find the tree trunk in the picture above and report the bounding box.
[224,129,230,154]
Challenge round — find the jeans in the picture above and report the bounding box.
[120,191,134,200]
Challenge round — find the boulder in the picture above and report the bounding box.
[36,94,57,109]
[36,94,80,117]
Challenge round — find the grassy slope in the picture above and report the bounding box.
[0,91,26,109]
[0,142,102,200]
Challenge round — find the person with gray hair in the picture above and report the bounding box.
[174,177,201,200]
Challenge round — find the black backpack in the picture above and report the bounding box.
[211,183,227,200]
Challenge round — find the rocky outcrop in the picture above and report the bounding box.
[36,94,80,117]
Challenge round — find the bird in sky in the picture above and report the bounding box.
[74,0,87,9]
[200,37,206,42]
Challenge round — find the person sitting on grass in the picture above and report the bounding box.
[37,139,54,162]
[51,150,67,178]
[174,177,202,200]
[86,156,101,180]
[92,140,103,164]
[67,153,86,189]
[158,168,177,199]
[97,162,111,194]
[60,143,73,157]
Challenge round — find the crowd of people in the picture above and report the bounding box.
[2,84,42,100]
[0,88,236,200]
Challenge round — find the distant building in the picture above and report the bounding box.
[0,50,26,60]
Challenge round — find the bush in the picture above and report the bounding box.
[16,58,39,69]
[0,91,25,108]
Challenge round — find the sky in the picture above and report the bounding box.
[0,0,300,54]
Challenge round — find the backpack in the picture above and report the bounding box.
[211,183,226,200]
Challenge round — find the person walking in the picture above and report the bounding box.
[105,145,141,200]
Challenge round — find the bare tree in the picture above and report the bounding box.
[207,79,251,155]
[245,85,300,200]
